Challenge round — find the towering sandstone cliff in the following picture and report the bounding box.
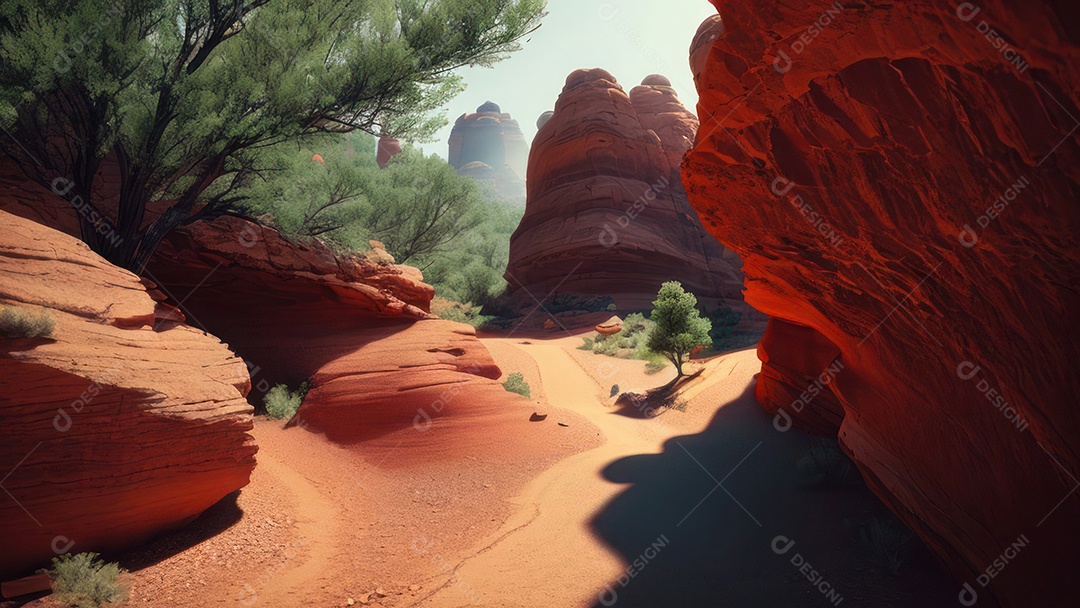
[684,1,1079,605]
[503,69,745,311]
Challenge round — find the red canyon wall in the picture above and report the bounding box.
[505,69,745,310]
[685,1,1079,605]
[0,211,256,579]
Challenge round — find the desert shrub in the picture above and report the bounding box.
[847,516,914,575]
[579,337,595,351]
[431,297,492,328]
[545,294,613,313]
[644,360,667,375]
[46,553,128,608]
[610,384,620,397]
[589,313,664,365]
[264,383,308,420]
[796,439,857,488]
[0,305,55,339]
[606,303,617,311]
[502,372,530,398]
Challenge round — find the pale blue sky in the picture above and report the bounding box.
[426,0,719,158]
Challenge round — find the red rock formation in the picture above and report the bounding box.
[448,102,529,204]
[595,316,623,336]
[503,69,747,312]
[144,217,513,445]
[0,211,256,580]
[685,1,1079,605]
[376,136,402,168]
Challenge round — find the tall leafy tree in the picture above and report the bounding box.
[0,0,545,270]
[646,281,713,377]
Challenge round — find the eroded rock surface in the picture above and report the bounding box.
[0,211,255,579]
[685,1,1079,605]
[503,69,746,312]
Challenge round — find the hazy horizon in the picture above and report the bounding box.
[421,0,719,159]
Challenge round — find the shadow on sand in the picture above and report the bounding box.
[589,382,957,608]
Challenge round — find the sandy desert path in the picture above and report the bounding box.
[248,451,341,608]
[414,339,733,608]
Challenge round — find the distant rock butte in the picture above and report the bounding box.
[685,1,1079,606]
[502,68,747,312]
[0,211,255,580]
[448,102,529,204]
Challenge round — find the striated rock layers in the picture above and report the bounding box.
[504,69,745,311]
[684,1,1079,605]
[0,211,256,580]
[144,217,514,446]
[448,102,529,205]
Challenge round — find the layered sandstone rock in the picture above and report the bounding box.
[502,69,746,312]
[144,217,511,445]
[448,102,529,205]
[0,211,256,580]
[685,1,1079,605]
[376,136,403,168]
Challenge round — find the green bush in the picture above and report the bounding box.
[606,303,617,311]
[502,372,530,398]
[431,297,493,328]
[644,361,667,375]
[264,383,308,419]
[46,553,128,608]
[0,305,55,339]
[848,516,914,575]
[545,294,613,314]
[578,337,595,351]
[796,440,856,488]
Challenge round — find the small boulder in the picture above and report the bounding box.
[595,315,623,335]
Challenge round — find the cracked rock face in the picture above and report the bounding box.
[684,1,1079,605]
[503,68,747,311]
[0,211,256,579]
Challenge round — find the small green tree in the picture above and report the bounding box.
[645,281,712,377]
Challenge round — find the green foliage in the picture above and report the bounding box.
[606,303,617,311]
[587,313,667,368]
[47,553,128,608]
[502,372,530,398]
[0,0,546,269]
[644,360,667,375]
[708,305,741,348]
[545,294,614,314]
[847,516,914,575]
[264,383,308,420]
[646,282,712,376]
[431,297,492,328]
[246,133,521,308]
[0,305,55,339]
[796,439,857,488]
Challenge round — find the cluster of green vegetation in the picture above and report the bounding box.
[264,383,309,420]
[502,372,530,398]
[580,313,666,371]
[544,294,615,314]
[244,133,522,308]
[0,305,55,339]
[45,553,128,608]
[0,0,546,270]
